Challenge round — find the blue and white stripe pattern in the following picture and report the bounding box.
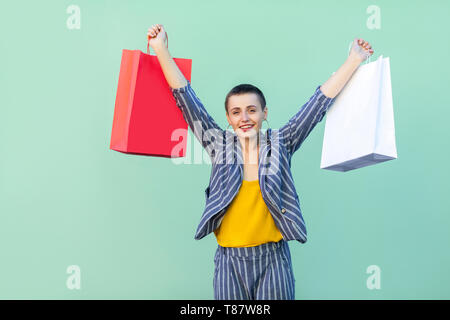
[213,239,295,300]
[171,80,336,244]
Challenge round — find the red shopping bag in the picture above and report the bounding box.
[110,37,192,158]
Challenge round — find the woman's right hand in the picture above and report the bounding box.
[147,24,167,50]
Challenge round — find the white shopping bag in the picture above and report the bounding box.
[320,54,397,172]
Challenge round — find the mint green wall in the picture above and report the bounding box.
[1,0,449,299]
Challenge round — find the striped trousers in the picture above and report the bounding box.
[213,239,295,300]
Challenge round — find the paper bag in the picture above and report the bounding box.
[110,40,192,158]
[320,55,397,172]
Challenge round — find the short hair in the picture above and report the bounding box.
[224,84,266,114]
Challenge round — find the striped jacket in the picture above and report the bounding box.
[171,80,336,243]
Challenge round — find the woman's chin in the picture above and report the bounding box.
[236,128,258,138]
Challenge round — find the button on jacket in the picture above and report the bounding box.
[171,80,336,243]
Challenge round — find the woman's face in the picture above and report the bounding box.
[226,93,268,140]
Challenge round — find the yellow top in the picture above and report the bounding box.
[214,179,283,247]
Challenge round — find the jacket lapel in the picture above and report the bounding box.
[259,129,281,210]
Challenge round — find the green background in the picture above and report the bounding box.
[1,0,449,299]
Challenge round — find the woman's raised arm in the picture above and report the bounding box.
[148,24,187,89]
[148,24,223,159]
[320,38,374,98]
[279,38,374,156]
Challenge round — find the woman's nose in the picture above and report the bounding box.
[241,112,249,120]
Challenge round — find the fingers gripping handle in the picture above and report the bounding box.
[147,32,169,54]
[348,40,372,64]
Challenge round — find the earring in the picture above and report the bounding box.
[227,124,232,130]
[262,119,270,130]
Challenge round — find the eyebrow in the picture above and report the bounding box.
[230,105,257,111]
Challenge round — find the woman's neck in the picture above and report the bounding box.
[238,135,259,165]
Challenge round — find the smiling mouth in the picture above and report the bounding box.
[239,124,255,129]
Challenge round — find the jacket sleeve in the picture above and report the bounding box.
[171,80,224,159]
[279,85,336,157]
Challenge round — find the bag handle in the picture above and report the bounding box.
[348,40,371,64]
[147,32,169,55]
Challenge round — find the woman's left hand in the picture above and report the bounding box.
[349,38,374,63]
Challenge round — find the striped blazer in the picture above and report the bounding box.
[171,80,336,243]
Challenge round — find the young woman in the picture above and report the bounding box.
[147,24,373,300]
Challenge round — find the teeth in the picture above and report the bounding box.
[240,125,254,128]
